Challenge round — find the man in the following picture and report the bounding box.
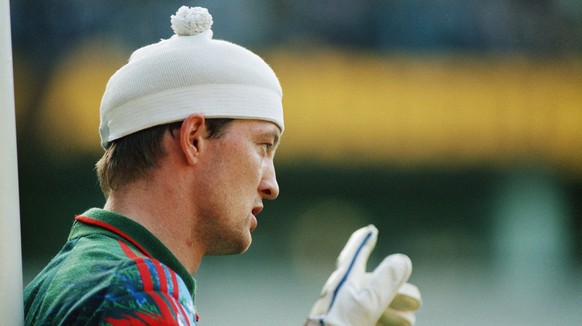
[24,6,421,325]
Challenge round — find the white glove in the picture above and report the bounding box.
[306,225,422,326]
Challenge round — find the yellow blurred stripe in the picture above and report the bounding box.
[266,50,582,173]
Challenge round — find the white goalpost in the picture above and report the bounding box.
[0,0,25,324]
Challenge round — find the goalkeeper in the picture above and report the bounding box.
[24,5,421,326]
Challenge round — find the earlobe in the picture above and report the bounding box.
[180,114,205,166]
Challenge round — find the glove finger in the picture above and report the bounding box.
[336,224,378,279]
[320,225,378,292]
[310,225,378,316]
[376,308,416,326]
[389,283,422,312]
[363,254,412,311]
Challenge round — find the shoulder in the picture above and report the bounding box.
[25,236,197,325]
[82,254,198,325]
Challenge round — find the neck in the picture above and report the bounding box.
[104,180,203,274]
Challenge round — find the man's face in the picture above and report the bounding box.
[194,119,281,255]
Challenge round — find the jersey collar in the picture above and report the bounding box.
[69,208,196,297]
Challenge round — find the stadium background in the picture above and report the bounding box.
[11,1,582,324]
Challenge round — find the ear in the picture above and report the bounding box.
[179,114,206,166]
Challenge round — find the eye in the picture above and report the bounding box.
[262,143,273,152]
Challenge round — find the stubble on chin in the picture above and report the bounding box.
[201,226,252,256]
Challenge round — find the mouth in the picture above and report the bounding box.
[250,206,262,232]
[252,206,263,217]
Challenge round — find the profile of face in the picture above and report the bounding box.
[194,119,281,255]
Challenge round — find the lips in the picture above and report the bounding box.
[250,206,262,232]
[251,206,263,217]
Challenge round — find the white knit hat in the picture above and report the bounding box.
[99,6,283,148]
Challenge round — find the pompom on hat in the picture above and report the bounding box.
[99,6,283,149]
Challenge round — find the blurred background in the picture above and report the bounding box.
[10,0,582,325]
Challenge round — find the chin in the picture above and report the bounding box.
[235,236,253,254]
[208,233,252,256]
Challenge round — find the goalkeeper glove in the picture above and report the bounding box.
[306,225,421,326]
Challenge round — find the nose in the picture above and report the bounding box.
[259,160,279,200]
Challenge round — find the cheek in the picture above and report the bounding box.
[229,163,261,196]
[230,149,264,185]
[208,143,264,196]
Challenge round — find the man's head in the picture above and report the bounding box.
[95,6,284,258]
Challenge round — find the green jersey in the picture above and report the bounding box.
[24,208,198,325]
